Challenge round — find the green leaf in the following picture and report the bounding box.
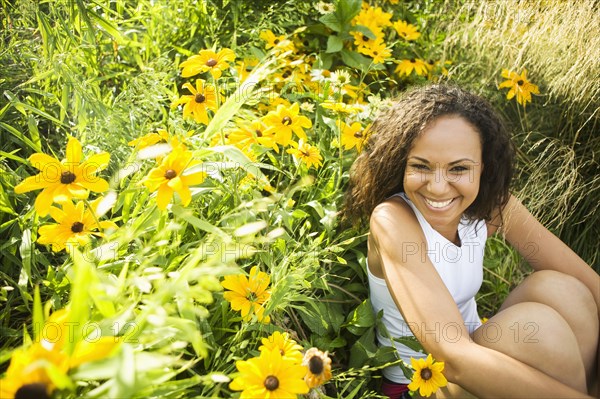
[338,0,363,24]
[326,35,344,53]
[340,49,373,70]
[319,13,342,32]
[171,205,229,240]
[351,24,377,39]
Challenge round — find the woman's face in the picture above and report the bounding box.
[403,115,483,240]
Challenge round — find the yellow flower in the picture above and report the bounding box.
[221,266,272,323]
[128,129,170,149]
[171,79,218,125]
[0,343,64,399]
[259,30,295,53]
[262,103,312,147]
[227,120,279,153]
[302,348,332,388]
[141,146,206,210]
[287,140,323,169]
[351,31,380,51]
[320,101,362,114]
[395,58,430,77]
[499,68,540,107]
[360,40,392,64]
[407,354,448,397]
[0,308,120,399]
[229,348,309,398]
[179,48,236,79]
[37,198,117,252]
[393,20,421,41]
[14,136,109,217]
[259,331,304,364]
[234,57,259,82]
[353,6,392,33]
[341,121,370,152]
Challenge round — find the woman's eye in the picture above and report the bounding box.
[409,164,428,170]
[450,166,468,173]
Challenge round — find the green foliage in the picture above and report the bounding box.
[1,0,597,398]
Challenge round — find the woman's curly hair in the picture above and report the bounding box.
[343,84,514,224]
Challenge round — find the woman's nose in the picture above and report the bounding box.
[426,168,451,195]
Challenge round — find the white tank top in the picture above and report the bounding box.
[368,193,486,383]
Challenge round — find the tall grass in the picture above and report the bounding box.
[442,0,600,269]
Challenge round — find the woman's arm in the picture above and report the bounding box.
[500,195,600,311]
[370,199,593,398]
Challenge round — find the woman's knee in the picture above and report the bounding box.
[473,301,587,392]
[501,270,597,318]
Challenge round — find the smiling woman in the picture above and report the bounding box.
[343,84,600,398]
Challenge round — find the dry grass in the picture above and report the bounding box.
[440,0,600,268]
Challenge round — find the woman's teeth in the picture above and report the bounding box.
[425,198,453,208]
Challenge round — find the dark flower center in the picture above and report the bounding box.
[353,131,363,138]
[60,171,77,184]
[282,116,292,126]
[282,70,291,78]
[195,93,206,103]
[308,355,324,375]
[420,368,433,380]
[264,375,279,391]
[206,58,218,67]
[255,130,263,137]
[410,58,416,63]
[164,169,177,179]
[71,221,84,233]
[274,39,280,44]
[517,79,524,86]
[362,35,369,41]
[15,383,51,399]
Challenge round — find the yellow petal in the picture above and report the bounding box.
[66,136,83,165]
[156,186,173,210]
[34,187,57,216]
[70,337,120,369]
[14,175,54,193]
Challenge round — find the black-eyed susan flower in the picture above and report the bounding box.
[286,140,323,169]
[395,58,430,77]
[259,331,304,364]
[262,103,312,147]
[341,121,370,152]
[259,30,295,53]
[14,136,109,217]
[0,343,64,399]
[179,48,236,79]
[0,308,120,399]
[352,6,392,34]
[37,198,117,252]
[229,348,309,398]
[499,68,540,107]
[393,20,421,41]
[407,354,448,398]
[172,80,218,125]
[128,129,170,149]
[302,348,332,388]
[360,40,392,64]
[227,120,279,153]
[320,101,362,114]
[221,266,271,323]
[141,146,206,210]
[351,31,377,51]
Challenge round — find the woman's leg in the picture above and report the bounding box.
[473,301,587,392]
[498,270,599,386]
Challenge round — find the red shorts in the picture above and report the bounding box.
[381,376,410,399]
